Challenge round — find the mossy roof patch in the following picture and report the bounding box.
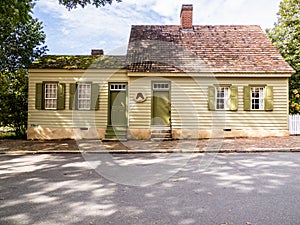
[30,55,127,69]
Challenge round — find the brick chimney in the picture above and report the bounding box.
[91,49,104,56]
[180,4,193,30]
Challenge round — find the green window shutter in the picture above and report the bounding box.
[91,83,99,110]
[208,86,216,111]
[69,83,78,110]
[243,86,251,111]
[57,83,65,110]
[35,83,43,110]
[229,86,238,111]
[264,86,274,111]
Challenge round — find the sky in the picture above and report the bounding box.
[33,0,282,55]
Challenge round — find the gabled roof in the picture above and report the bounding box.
[127,25,295,74]
[30,55,127,69]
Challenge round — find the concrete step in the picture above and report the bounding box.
[105,133,126,138]
[151,137,173,142]
[151,126,171,130]
[102,138,128,142]
[151,129,172,134]
[105,126,127,140]
[151,126,172,141]
[105,131,127,136]
[151,133,172,139]
[106,126,127,132]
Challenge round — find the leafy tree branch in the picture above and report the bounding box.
[267,0,300,114]
[58,0,122,10]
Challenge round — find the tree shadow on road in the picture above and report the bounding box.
[1,153,300,225]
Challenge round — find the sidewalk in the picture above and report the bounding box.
[1,136,300,154]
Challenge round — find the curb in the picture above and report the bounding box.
[1,147,300,154]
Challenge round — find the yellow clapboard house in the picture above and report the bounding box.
[27,5,295,140]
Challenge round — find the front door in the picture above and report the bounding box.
[152,82,171,126]
[109,83,127,126]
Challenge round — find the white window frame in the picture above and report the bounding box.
[78,83,91,110]
[216,87,230,110]
[110,84,126,91]
[251,87,264,110]
[153,83,170,90]
[44,83,57,110]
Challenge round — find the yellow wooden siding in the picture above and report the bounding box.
[28,69,128,128]
[128,77,152,128]
[171,77,289,130]
[128,76,289,131]
[29,70,289,133]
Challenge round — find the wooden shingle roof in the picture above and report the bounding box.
[127,25,295,73]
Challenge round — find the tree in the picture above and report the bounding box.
[0,2,47,137]
[0,70,28,137]
[266,0,300,114]
[0,0,33,26]
[0,19,47,72]
[58,0,122,10]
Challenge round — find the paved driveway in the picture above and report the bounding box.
[1,153,300,225]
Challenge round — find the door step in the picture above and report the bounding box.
[151,137,173,142]
[102,138,128,142]
[151,126,172,141]
[104,126,127,141]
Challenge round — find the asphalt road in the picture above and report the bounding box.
[1,153,300,225]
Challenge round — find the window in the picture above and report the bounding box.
[216,87,229,110]
[208,86,238,111]
[251,87,264,110]
[69,83,99,110]
[153,83,169,90]
[45,83,57,109]
[36,82,65,110]
[78,83,91,110]
[243,86,273,111]
[110,84,126,91]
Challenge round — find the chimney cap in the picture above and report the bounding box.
[182,4,193,7]
[91,49,104,56]
[181,4,193,11]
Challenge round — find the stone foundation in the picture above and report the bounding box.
[172,129,289,139]
[27,127,105,140]
[28,127,289,140]
[127,129,151,140]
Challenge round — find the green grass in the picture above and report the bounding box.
[0,127,18,139]
[0,132,17,139]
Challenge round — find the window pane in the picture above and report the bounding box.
[78,83,91,110]
[217,99,225,109]
[45,83,57,109]
[216,87,229,110]
[153,83,169,90]
[217,91,224,98]
[251,87,264,110]
[110,83,126,91]
[259,99,264,109]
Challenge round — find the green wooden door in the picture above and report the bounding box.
[109,90,127,126]
[152,91,171,126]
